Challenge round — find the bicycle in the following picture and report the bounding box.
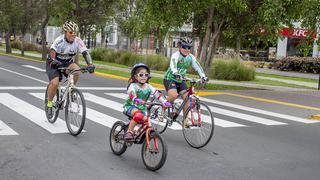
[151,77,214,148]
[109,102,168,171]
[44,67,88,136]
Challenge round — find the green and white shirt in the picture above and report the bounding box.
[164,51,206,83]
[123,83,166,113]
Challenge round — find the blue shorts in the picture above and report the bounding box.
[125,105,146,117]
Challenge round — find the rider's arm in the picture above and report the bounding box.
[49,49,57,60]
[127,84,138,102]
[190,54,206,78]
[149,85,167,104]
[169,52,180,74]
[75,37,92,65]
[82,51,93,65]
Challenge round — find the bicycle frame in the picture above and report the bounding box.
[56,68,85,108]
[169,78,202,126]
[125,103,162,151]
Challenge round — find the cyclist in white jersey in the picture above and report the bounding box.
[46,20,95,118]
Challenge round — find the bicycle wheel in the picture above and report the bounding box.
[182,102,214,148]
[149,104,169,134]
[45,85,60,123]
[65,88,86,136]
[109,121,127,155]
[141,132,167,171]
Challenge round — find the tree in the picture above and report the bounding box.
[0,0,23,54]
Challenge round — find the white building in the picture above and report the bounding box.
[276,22,319,58]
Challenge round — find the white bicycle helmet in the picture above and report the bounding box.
[63,20,79,32]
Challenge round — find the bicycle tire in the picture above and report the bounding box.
[45,85,60,123]
[141,132,167,171]
[182,102,214,148]
[65,88,86,136]
[110,121,127,155]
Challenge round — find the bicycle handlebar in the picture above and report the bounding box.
[57,67,88,74]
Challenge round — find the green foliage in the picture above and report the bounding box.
[11,41,43,53]
[91,48,169,71]
[273,57,320,73]
[211,59,255,81]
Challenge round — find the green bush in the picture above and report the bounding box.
[211,59,255,81]
[273,56,320,73]
[11,41,43,53]
[91,48,169,71]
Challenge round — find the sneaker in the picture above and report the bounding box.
[124,131,134,141]
[47,106,53,119]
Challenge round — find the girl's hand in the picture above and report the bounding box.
[134,98,145,105]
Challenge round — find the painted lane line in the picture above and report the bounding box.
[0,120,19,135]
[0,67,47,84]
[84,93,182,130]
[22,65,46,72]
[0,93,73,134]
[30,93,121,128]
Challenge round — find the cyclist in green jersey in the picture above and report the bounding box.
[163,37,208,120]
[123,63,172,140]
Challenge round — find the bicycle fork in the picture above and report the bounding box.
[189,97,202,126]
[146,127,159,153]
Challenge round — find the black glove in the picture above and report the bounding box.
[87,64,95,73]
[174,73,182,80]
[201,76,209,83]
[49,59,63,68]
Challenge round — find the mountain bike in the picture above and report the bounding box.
[151,77,214,148]
[109,102,168,171]
[44,67,88,136]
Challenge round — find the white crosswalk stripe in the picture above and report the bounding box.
[0,90,318,136]
[200,97,318,124]
[0,93,73,134]
[105,93,247,128]
[83,93,183,130]
[0,120,18,135]
[30,93,120,128]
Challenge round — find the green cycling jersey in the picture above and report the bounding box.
[164,51,206,83]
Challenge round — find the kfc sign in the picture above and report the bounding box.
[280,28,316,38]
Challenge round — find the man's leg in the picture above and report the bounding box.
[47,77,59,101]
[67,63,81,84]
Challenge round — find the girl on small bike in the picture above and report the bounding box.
[123,63,172,140]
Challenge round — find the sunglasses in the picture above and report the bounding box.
[137,73,150,78]
[181,44,191,50]
[67,31,77,35]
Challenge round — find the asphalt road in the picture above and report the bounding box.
[1,55,320,180]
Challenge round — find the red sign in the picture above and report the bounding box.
[280,28,316,38]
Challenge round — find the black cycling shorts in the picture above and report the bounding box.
[163,79,187,93]
[46,59,73,81]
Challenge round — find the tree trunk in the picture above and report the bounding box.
[236,34,241,59]
[21,37,25,56]
[197,36,203,59]
[200,7,214,64]
[146,34,149,55]
[101,27,106,48]
[5,32,12,54]
[41,0,49,61]
[205,33,220,74]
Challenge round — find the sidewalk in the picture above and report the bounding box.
[0,48,316,91]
